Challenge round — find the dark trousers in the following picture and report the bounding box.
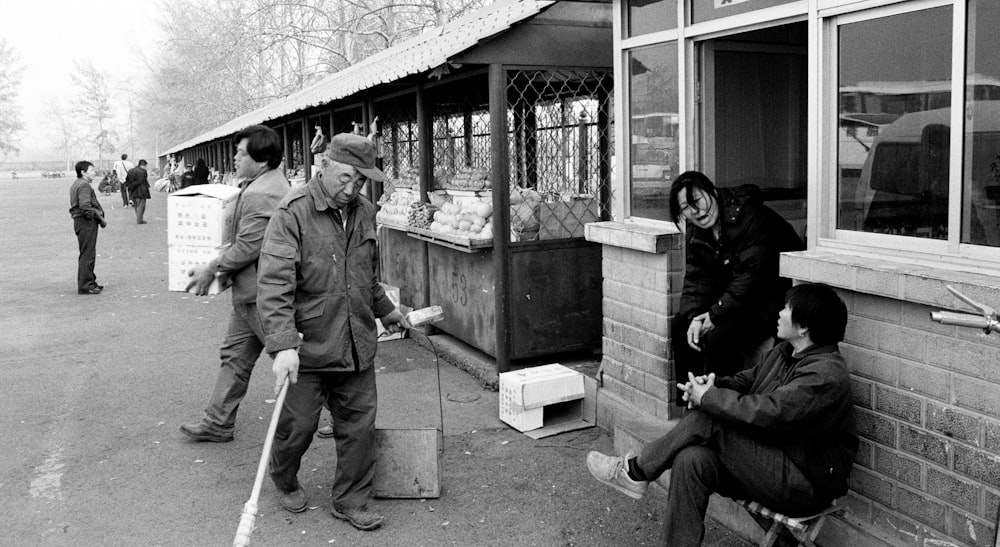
[120,185,130,206]
[635,411,824,547]
[270,366,377,510]
[133,198,146,223]
[73,217,99,290]
[671,313,772,405]
[200,304,266,433]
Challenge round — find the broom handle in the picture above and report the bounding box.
[233,379,289,547]
[251,379,289,505]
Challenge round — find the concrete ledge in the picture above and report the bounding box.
[414,332,499,391]
[585,221,681,254]
[781,249,1000,311]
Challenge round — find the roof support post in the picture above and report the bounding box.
[489,63,512,374]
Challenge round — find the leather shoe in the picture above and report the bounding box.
[276,487,308,513]
[138,221,148,224]
[316,424,335,438]
[179,422,233,443]
[332,505,384,531]
[78,287,102,295]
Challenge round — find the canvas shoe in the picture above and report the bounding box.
[586,451,648,500]
[332,505,385,531]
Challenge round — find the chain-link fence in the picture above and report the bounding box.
[375,94,420,197]
[507,69,612,241]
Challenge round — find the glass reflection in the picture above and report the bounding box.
[836,7,952,239]
[626,0,676,37]
[628,43,679,221]
[962,2,1000,246]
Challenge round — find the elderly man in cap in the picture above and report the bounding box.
[256,132,409,531]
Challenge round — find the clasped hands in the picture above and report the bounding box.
[678,371,715,409]
[686,312,715,351]
[271,308,411,395]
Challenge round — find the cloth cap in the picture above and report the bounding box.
[327,133,387,182]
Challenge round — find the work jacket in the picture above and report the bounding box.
[679,185,804,326]
[257,178,395,371]
[215,168,290,305]
[125,166,150,199]
[704,342,858,501]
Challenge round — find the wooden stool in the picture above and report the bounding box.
[735,499,841,547]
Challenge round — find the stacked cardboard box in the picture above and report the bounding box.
[167,184,241,293]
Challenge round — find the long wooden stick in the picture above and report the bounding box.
[233,380,289,547]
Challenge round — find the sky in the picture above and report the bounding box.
[0,0,164,161]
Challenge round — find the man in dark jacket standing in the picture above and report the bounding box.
[669,171,804,404]
[179,125,290,443]
[69,160,107,295]
[587,283,858,546]
[125,159,151,224]
[257,133,408,531]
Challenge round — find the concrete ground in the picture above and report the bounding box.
[0,176,752,546]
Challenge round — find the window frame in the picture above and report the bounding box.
[816,0,1000,269]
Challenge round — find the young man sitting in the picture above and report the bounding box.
[587,282,858,546]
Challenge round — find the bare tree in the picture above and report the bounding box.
[47,103,83,171]
[71,60,118,166]
[0,38,26,162]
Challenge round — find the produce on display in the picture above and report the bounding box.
[510,186,542,239]
[407,202,434,229]
[376,189,420,227]
[436,167,490,191]
[429,198,493,241]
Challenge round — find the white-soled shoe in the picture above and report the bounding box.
[586,451,648,500]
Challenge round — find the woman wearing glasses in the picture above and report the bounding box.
[668,171,803,406]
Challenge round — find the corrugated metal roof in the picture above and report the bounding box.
[164,0,555,155]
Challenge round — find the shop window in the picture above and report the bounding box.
[627,42,679,222]
[962,2,1000,246]
[690,0,798,25]
[835,6,952,239]
[625,0,676,38]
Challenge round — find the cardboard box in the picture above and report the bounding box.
[168,245,229,294]
[373,428,441,498]
[167,184,241,247]
[499,364,594,436]
[377,283,404,341]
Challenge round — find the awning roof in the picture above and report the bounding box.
[164,0,555,155]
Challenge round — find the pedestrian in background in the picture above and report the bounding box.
[68,160,107,295]
[113,154,135,207]
[179,125,290,443]
[125,159,150,224]
[256,133,408,531]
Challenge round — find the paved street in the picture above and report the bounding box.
[0,176,751,546]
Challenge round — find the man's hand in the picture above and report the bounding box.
[185,262,217,295]
[686,312,715,351]
[272,349,300,396]
[381,308,411,334]
[98,217,108,229]
[678,372,715,408]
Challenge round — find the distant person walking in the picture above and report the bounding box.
[126,159,151,224]
[69,161,107,295]
[113,154,135,207]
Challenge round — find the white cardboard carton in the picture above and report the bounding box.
[499,364,592,435]
[167,184,241,247]
[168,245,230,294]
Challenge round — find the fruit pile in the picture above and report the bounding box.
[376,189,419,227]
[407,202,434,229]
[429,199,494,240]
[438,167,490,191]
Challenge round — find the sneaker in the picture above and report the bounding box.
[332,505,384,531]
[586,451,648,500]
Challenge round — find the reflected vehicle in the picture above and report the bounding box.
[847,101,1000,243]
[630,112,679,213]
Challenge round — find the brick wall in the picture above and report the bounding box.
[596,234,685,428]
[838,289,1000,547]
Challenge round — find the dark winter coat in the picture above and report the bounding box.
[679,185,804,326]
[125,166,151,200]
[705,342,858,501]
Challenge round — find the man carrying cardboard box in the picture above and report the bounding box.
[179,125,290,443]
